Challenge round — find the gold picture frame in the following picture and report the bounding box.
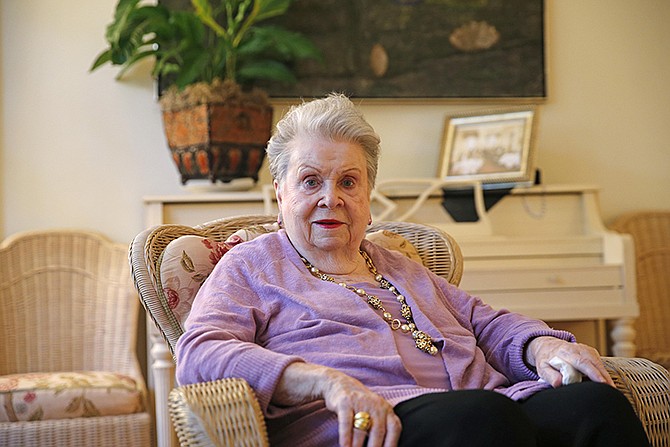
[438,106,539,187]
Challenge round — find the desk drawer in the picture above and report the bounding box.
[459,265,623,292]
[458,265,637,320]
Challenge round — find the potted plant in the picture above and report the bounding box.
[90,0,320,185]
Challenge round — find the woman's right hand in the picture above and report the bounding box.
[273,362,402,447]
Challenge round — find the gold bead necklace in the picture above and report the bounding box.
[299,249,438,356]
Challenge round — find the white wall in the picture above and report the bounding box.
[1,0,669,244]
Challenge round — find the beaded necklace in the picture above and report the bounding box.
[298,249,438,356]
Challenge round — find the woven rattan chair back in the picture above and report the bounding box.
[611,211,670,253]
[611,210,670,370]
[0,230,141,375]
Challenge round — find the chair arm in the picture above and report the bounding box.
[168,378,269,447]
[602,356,670,446]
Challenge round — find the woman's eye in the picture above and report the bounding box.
[304,178,319,187]
[342,178,355,188]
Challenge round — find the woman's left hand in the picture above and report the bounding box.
[525,336,615,388]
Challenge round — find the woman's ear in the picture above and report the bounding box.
[273,179,282,207]
[274,180,284,226]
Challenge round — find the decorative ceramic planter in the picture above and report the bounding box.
[162,102,273,185]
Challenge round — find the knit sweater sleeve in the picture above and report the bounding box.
[174,236,304,412]
[436,279,576,382]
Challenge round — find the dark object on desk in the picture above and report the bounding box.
[441,187,513,222]
[441,169,542,222]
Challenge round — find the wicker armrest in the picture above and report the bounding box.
[602,356,670,445]
[168,378,269,447]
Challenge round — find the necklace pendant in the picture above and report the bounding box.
[400,304,412,319]
[412,330,438,355]
[367,296,383,309]
[415,337,438,356]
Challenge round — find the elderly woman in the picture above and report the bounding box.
[176,94,648,447]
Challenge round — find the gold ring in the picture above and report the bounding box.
[353,411,372,432]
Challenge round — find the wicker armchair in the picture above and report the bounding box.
[0,230,151,446]
[611,211,670,370]
[130,216,670,447]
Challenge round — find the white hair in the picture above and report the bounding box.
[266,93,381,191]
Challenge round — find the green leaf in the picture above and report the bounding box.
[116,50,157,80]
[238,59,296,83]
[191,0,226,36]
[105,4,168,47]
[174,52,213,87]
[247,26,322,60]
[104,0,142,45]
[254,0,292,22]
[90,50,112,71]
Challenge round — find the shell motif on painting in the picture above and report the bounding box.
[369,43,389,78]
[449,20,500,52]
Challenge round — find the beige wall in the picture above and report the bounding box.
[1,0,669,244]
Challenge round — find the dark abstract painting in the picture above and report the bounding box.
[164,0,545,99]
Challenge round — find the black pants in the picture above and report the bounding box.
[393,382,649,446]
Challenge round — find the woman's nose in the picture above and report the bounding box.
[319,183,344,208]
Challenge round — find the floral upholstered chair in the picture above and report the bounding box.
[131,215,670,447]
[0,230,151,446]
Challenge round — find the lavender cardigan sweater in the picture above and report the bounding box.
[176,230,575,446]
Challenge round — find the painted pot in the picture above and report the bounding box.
[162,102,273,185]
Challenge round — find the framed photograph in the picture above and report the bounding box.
[438,107,538,187]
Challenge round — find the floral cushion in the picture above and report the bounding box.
[0,371,145,422]
[159,224,422,327]
[159,235,239,323]
[159,223,280,325]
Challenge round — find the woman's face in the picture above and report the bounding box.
[274,135,371,261]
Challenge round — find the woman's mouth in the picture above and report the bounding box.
[314,219,344,229]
